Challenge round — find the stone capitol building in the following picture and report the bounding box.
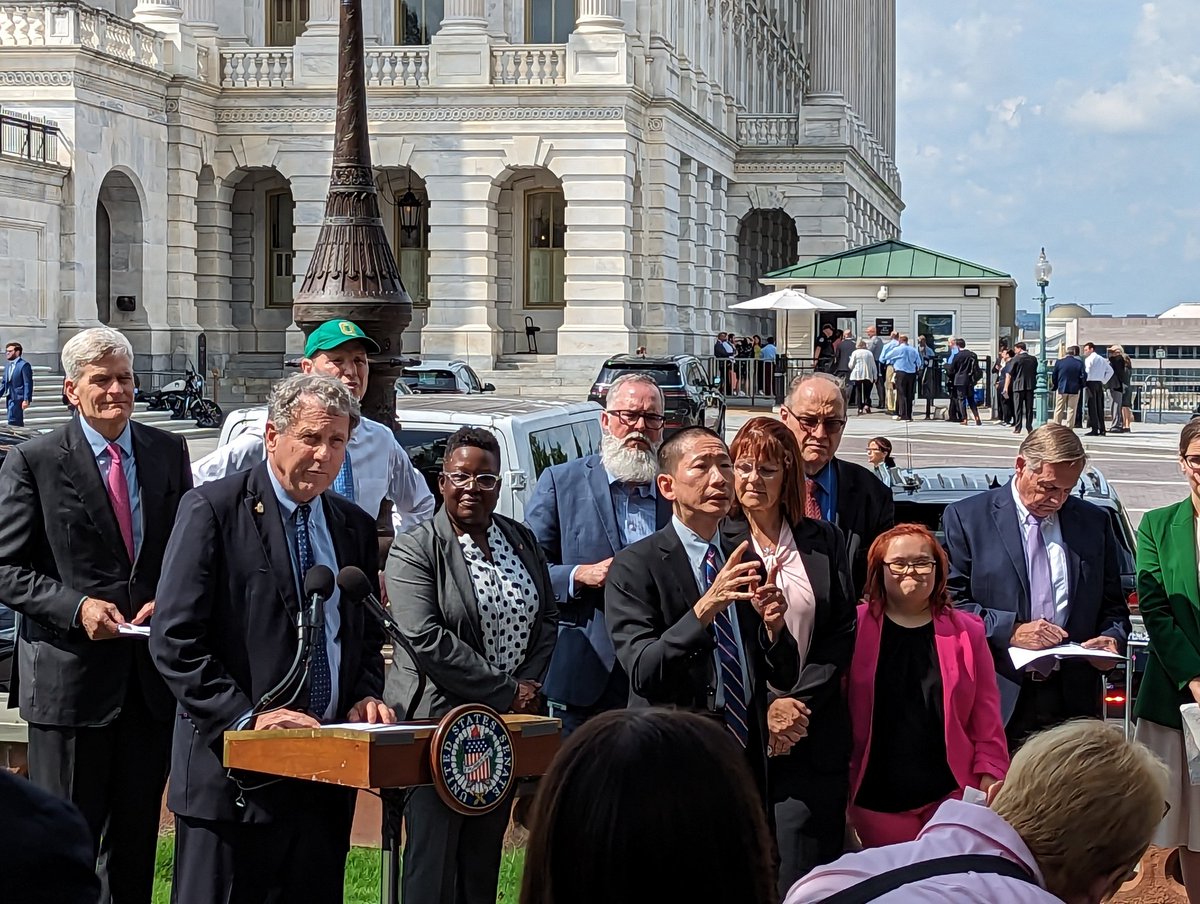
[0,0,901,397]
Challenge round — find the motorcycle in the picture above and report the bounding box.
[144,368,201,413]
[165,368,224,428]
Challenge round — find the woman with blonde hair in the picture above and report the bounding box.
[848,338,878,415]
[722,416,856,892]
[1107,344,1132,433]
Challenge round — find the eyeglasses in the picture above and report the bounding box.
[608,409,666,429]
[1183,455,1200,470]
[883,560,936,576]
[734,461,782,480]
[782,407,847,434]
[441,471,501,490]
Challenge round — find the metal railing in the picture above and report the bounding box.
[0,109,58,163]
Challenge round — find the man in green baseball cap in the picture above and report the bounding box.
[193,319,434,532]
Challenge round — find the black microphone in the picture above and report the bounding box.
[337,565,426,722]
[303,564,335,629]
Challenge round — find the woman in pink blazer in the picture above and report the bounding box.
[847,523,1009,848]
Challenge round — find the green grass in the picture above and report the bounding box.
[152,836,524,903]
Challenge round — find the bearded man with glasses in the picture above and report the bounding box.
[779,374,894,598]
[385,425,558,904]
[943,423,1129,752]
[526,373,673,734]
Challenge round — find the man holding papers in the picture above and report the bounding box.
[943,424,1129,750]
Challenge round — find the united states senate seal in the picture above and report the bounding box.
[430,704,515,815]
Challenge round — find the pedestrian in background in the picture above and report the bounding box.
[865,326,885,411]
[995,348,1015,427]
[866,437,896,486]
[880,331,899,414]
[946,339,983,426]
[1006,342,1038,435]
[848,338,877,414]
[1050,345,1085,429]
[1107,344,1131,434]
[1,341,33,426]
[520,709,777,904]
[1083,341,1113,436]
[881,334,921,422]
[1131,419,1200,899]
[761,336,778,399]
[723,417,855,891]
[916,336,937,419]
[833,329,855,392]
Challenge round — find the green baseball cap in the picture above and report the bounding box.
[304,319,381,358]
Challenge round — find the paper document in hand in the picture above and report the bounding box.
[116,624,151,638]
[1008,642,1123,671]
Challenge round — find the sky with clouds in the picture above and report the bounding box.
[895,1,1200,315]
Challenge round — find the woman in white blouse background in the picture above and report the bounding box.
[384,426,558,904]
[721,417,856,895]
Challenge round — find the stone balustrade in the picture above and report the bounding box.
[736,114,799,148]
[364,48,429,87]
[220,48,294,88]
[846,110,900,194]
[0,1,164,69]
[490,45,566,86]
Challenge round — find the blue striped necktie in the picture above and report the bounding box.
[295,503,332,718]
[332,451,355,503]
[705,544,749,748]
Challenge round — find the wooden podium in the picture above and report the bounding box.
[224,713,561,903]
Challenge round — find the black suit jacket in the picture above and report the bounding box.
[605,522,800,779]
[830,457,895,600]
[0,418,191,726]
[149,463,385,823]
[946,349,979,388]
[383,508,558,719]
[1009,353,1039,392]
[944,483,1129,722]
[721,515,856,778]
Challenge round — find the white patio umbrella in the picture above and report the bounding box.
[729,289,850,355]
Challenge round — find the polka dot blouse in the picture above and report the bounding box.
[456,522,540,675]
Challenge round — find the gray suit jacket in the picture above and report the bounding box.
[383,508,559,718]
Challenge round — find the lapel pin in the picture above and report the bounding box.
[254,501,264,514]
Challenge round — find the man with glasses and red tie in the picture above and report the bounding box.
[943,424,1129,751]
[605,426,799,793]
[779,373,895,598]
[0,327,193,903]
[526,373,673,735]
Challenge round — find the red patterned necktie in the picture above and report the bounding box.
[106,442,135,561]
[804,477,823,520]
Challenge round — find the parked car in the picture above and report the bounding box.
[400,360,496,395]
[889,464,1140,719]
[394,395,602,520]
[587,354,726,437]
[0,425,36,693]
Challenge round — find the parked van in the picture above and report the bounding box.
[395,395,603,520]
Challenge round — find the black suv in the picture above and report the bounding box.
[588,355,726,437]
[890,465,1139,717]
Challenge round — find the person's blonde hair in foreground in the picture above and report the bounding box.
[785,720,1169,903]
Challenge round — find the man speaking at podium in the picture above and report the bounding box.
[150,373,393,904]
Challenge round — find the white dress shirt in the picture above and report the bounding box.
[193,408,435,534]
[1084,351,1114,385]
[1011,481,1070,626]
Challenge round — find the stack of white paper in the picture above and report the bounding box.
[1008,642,1123,672]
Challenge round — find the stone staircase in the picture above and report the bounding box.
[17,367,225,440]
[475,355,594,400]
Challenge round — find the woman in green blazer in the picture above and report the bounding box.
[1134,418,1200,899]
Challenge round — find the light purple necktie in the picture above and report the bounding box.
[1024,512,1055,622]
[106,442,135,562]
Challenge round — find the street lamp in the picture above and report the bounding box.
[1034,247,1053,424]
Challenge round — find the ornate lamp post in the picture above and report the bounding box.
[293,0,412,427]
[1034,247,1053,424]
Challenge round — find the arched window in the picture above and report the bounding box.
[525,0,574,43]
[525,189,566,307]
[398,0,443,44]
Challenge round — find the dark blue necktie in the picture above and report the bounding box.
[332,451,355,503]
[295,503,331,718]
[705,545,749,748]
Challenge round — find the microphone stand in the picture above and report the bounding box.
[357,589,426,723]
[249,587,327,721]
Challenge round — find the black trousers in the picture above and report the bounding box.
[172,810,352,904]
[1086,381,1107,434]
[953,384,979,420]
[894,371,916,420]
[772,760,849,895]
[402,786,513,904]
[851,379,873,411]
[1005,669,1102,754]
[1012,389,1034,430]
[27,679,171,904]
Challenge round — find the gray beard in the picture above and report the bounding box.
[600,432,660,484]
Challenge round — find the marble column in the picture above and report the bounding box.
[303,0,341,38]
[439,0,487,35]
[575,0,622,32]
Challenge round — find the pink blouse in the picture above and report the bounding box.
[751,521,817,668]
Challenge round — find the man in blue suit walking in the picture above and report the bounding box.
[1,342,33,426]
[526,373,671,735]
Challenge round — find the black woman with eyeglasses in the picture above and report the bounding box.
[383,425,558,904]
[1133,418,1200,899]
[847,524,1008,849]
